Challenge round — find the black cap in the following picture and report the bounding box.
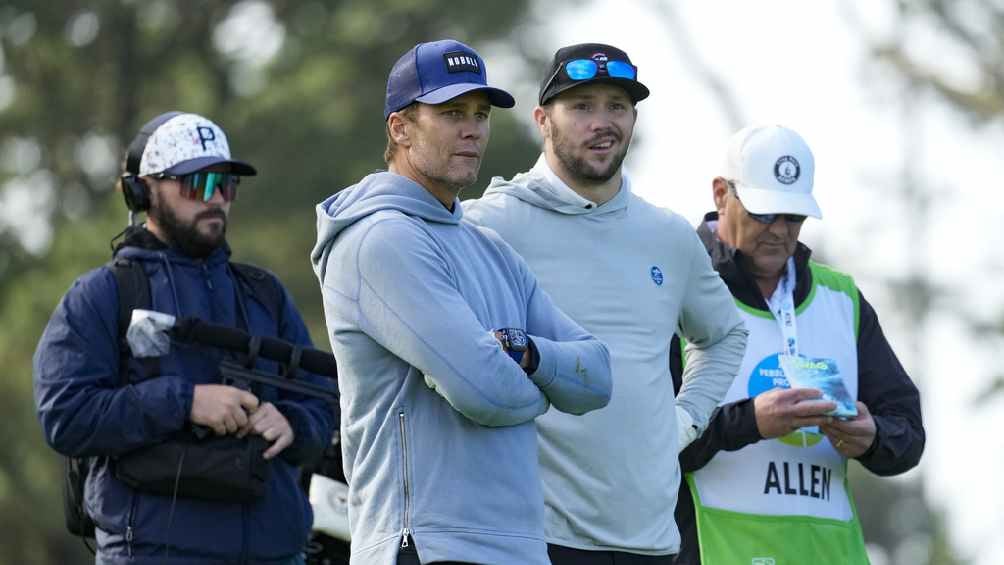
[538,43,650,106]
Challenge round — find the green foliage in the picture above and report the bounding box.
[0,1,538,561]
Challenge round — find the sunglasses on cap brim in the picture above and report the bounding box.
[542,59,638,95]
[156,171,241,203]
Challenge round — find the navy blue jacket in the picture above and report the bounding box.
[33,229,336,564]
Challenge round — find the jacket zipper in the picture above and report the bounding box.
[126,490,139,558]
[398,410,412,549]
[241,502,249,565]
[202,264,214,290]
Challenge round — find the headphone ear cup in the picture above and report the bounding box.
[121,176,151,212]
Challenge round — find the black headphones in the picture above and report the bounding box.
[120,111,184,213]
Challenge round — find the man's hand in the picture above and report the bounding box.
[190,384,259,436]
[237,402,295,459]
[754,387,837,439]
[821,401,876,458]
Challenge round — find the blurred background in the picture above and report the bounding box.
[0,1,999,563]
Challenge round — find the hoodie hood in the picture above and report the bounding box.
[481,154,630,217]
[311,171,462,283]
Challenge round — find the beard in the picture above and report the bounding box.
[550,122,629,184]
[149,204,227,259]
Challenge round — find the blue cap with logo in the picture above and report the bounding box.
[384,39,516,119]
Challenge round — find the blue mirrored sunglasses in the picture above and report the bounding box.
[542,58,638,100]
[158,172,240,203]
[564,59,637,81]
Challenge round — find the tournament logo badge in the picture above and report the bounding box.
[774,155,800,185]
[650,266,664,286]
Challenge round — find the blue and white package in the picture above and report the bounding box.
[779,354,858,419]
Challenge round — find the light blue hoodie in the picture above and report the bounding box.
[310,171,612,565]
[464,157,747,555]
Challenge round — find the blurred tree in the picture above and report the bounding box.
[868,0,1004,124]
[0,1,540,562]
[863,0,1004,405]
[842,2,984,562]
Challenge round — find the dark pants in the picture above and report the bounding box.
[548,544,677,565]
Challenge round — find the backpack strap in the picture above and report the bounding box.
[230,262,285,329]
[64,258,156,542]
[108,258,159,382]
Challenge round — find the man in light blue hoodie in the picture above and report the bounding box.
[310,39,612,565]
[465,43,747,564]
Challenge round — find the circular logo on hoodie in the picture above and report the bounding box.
[774,156,800,185]
[650,266,664,286]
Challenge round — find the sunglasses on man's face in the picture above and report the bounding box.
[158,172,240,203]
[727,180,807,225]
[746,211,808,225]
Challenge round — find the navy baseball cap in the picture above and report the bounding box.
[384,39,516,119]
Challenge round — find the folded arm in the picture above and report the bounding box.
[334,218,549,427]
[519,260,612,415]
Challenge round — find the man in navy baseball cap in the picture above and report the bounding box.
[311,38,614,565]
[380,38,516,205]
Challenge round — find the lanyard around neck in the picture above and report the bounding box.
[765,256,798,357]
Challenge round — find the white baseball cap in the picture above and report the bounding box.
[132,112,256,177]
[723,125,821,219]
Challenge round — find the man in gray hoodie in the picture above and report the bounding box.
[310,39,612,565]
[464,43,747,564]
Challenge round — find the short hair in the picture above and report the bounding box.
[383,103,418,165]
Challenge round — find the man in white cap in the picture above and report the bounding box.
[671,125,925,565]
[34,111,335,564]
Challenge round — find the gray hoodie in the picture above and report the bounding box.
[464,157,747,555]
[311,171,612,564]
